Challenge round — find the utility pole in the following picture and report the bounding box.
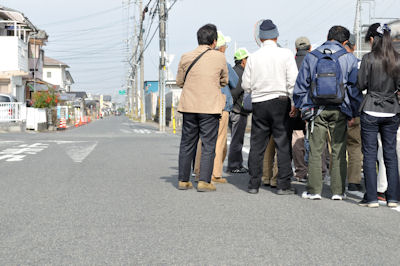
[139,0,146,123]
[132,5,138,119]
[159,0,167,131]
[354,0,361,59]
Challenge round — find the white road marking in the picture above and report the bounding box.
[0,143,48,162]
[58,141,98,163]
[45,140,87,144]
[120,128,155,134]
[132,129,153,134]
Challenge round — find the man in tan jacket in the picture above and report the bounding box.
[176,24,228,192]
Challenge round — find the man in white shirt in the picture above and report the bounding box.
[242,19,298,194]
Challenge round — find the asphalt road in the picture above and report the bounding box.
[1,116,400,265]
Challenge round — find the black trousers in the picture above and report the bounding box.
[179,112,220,183]
[228,112,248,170]
[248,97,293,190]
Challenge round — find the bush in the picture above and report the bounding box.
[32,89,58,108]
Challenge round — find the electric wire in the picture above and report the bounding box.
[38,6,124,27]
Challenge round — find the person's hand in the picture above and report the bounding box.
[289,106,298,118]
[348,118,355,127]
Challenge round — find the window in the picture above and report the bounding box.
[47,72,51,78]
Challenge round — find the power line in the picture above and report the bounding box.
[38,6,124,27]
[50,18,128,38]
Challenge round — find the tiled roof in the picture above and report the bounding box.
[44,56,69,67]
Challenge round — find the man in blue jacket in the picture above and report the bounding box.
[293,26,363,200]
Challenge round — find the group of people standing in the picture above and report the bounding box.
[176,19,400,208]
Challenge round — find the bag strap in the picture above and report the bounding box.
[310,48,347,61]
[330,49,347,61]
[184,48,211,82]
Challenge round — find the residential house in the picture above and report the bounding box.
[43,56,74,92]
[0,5,46,102]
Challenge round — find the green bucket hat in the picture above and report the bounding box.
[234,47,250,61]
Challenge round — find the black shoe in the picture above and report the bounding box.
[348,183,362,192]
[248,188,259,194]
[277,187,296,195]
[231,167,248,174]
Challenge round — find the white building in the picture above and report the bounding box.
[43,56,74,92]
[0,5,46,102]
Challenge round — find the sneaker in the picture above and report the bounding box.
[331,194,347,200]
[358,199,379,208]
[211,176,227,183]
[302,191,322,200]
[387,202,398,208]
[348,183,362,192]
[197,181,216,192]
[230,167,248,174]
[178,181,193,190]
[377,192,386,202]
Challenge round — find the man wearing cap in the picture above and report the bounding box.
[227,48,251,174]
[290,37,311,183]
[176,24,228,192]
[242,19,298,194]
[344,34,363,192]
[211,31,238,183]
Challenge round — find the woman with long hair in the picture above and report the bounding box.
[357,23,400,208]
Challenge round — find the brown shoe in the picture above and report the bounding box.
[211,176,227,183]
[178,181,193,190]
[197,181,216,192]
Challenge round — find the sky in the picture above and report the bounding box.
[2,0,400,104]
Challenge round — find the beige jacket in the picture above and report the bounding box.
[176,45,228,114]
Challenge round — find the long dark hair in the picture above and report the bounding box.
[365,23,400,78]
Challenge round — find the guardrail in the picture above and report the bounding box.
[0,102,26,122]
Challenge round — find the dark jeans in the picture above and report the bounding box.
[228,112,248,170]
[179,113,220,183]
[361,112,400,203]
[248,97,293,190]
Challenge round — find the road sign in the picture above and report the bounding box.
[119,90,126,95]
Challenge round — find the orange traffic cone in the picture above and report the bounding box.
[79,117,82,126]
[59,117,67,129]
[75,118,79,127]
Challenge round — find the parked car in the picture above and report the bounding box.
[0,93,17,103]
[0,93,18,121]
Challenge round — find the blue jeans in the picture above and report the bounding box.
[360,113,400,203]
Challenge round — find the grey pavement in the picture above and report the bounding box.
[1,116,400,265]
